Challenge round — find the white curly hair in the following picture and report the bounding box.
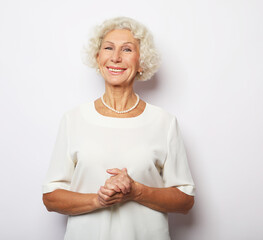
[82,16,160,81]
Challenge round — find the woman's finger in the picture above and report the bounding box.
[115,181,128,194]
[98,197,112,207]
[100,186,116,196]
[107,178,129,194]
[98,189,112,202]
[98,193,117,206]
[98,192,127,205]
[121,168,127,173]
[106,175,132,194]
[106,168,122,175]
[122,180,131,193]
[104,180,121,193]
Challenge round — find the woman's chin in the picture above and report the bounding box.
[105,77,134,87]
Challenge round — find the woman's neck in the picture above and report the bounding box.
[103,85,137,112]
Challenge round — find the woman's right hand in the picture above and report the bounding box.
[105,168,133,194]
[97,168,139,207]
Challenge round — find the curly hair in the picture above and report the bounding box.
[81,16,160,81]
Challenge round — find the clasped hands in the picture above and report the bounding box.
[97,168,139,207]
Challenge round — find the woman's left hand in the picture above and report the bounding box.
[97,168,139,207]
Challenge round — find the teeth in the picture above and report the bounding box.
[108,68,125,72]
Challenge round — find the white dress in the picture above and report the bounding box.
[42,101,195,240]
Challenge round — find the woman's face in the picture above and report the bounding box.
[96,29,142,87]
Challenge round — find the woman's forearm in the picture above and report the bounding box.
[43,189,102,215]
[98,169,194,213]
[133,183,194,214]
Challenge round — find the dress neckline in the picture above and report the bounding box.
[92,101,149,120]
[84,101,151,128]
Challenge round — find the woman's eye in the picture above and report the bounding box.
[104,47,113,50]
[123,48,132,52]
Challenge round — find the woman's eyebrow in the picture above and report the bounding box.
[103,41,136,45]
[103,41,113,44]
[123,42,136,45]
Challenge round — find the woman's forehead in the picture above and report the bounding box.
[102,29,139,45]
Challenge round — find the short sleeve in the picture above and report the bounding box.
[162,117,195,196]
[42,114,75,194]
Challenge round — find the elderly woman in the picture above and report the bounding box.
[42,17,195,240]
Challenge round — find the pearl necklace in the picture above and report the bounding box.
[101,93,140,114]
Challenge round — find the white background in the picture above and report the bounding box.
[1,0,262,239]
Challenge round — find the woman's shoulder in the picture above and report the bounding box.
[146,102,177,122]
[62,101,95,119]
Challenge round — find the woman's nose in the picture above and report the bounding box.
[111,49,122,63]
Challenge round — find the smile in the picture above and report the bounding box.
[107,67,126,74]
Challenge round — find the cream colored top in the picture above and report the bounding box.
[43,101,195,240]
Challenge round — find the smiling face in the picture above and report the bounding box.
[96,29,142,87]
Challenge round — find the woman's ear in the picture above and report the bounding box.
[96,52,99,64]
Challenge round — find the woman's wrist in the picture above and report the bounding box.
[131,181,143,202]
[93,193,104,210]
